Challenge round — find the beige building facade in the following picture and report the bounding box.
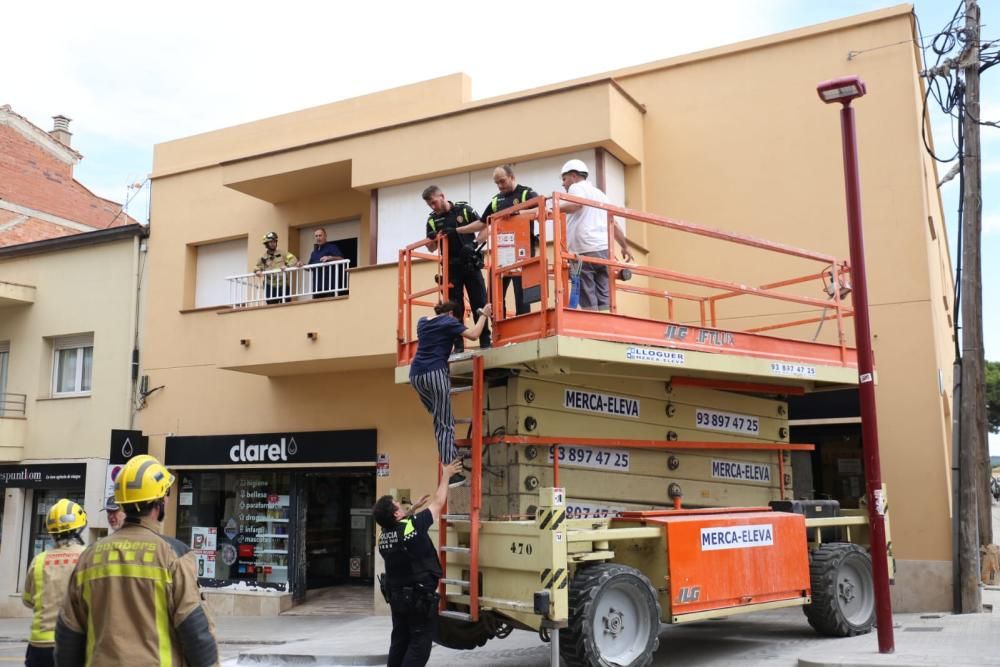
[0,225,147,617]
[141,5,955,613]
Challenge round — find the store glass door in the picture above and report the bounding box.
[303,471,375,590]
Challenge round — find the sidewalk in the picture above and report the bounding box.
[226,587,1000,666]
[0,588,994,666]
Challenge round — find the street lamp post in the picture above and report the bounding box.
[816,75,895,654]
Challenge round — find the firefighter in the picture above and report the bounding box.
[21,499,87,667]
[55,455,218,667]
[374,459,463,666]
[420,186,490,352]
[254,231,300,304]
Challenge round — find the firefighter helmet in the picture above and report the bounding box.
[114,454,175,505]
[47,499,87,535]
[262,231,279,244]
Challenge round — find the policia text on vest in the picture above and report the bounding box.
[373,459,462,666]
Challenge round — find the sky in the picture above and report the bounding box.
[2,0,997,452]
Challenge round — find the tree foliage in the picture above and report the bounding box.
[987,360,1000,435]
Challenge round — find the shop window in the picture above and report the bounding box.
[176,471,292,590]
[51,334,93,396]
[28,486,86,564]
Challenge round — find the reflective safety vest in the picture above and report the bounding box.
[55,517,218,667]
[378,516,441,589]
[22,543,84,646]
[490,187,532,215]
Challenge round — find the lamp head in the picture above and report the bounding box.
[817,76,867,105]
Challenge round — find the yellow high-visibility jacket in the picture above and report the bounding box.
[55,516,218,667]
[22,543,85,646]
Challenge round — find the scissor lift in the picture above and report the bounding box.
[395,194,886,667]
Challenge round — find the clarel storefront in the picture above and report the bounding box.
[164,429,377,610]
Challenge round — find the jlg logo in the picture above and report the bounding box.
[676,586,701,603]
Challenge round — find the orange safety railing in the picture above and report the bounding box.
[398,194,858,369]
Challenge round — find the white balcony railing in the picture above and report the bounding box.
[225,260,350,308]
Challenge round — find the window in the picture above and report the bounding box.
[194,238,248,308]
[176,471,292,590]
[28,486,85,563]
[52,334,93,396]
[374,149,615,264]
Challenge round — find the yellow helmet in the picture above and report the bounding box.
[47,499,87,535]
[114,454,175,505]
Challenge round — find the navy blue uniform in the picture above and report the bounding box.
[426,202,489,350]
[481,184,539,316]
[378,509,442,666]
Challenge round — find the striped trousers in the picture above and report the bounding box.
[410,368,458,464]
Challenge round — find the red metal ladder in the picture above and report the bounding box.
[437,353,484,622]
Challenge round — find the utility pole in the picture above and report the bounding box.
[958,0,987,613]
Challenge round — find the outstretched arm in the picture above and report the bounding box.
[428,460,464,524]
[461,303,493,340]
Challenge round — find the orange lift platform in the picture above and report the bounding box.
[393,194,882,667]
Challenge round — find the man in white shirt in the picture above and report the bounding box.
[558,159,633,311]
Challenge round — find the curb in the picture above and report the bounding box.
[798,658,995,667]
[238,653,389,666]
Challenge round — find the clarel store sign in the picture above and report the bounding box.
[164,429,376,468]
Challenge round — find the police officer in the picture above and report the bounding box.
[56,455,218,667]
[374,459,463,667]
[21,499,87,667]
[254,231,300,304]
[473,165,539,316]
[421,186,490,351]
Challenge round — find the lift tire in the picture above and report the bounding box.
[434,615,493,650]
[560,564,661,667]
[804,543,876,637]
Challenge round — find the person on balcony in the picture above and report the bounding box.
[420,186,490,352]
[558,159,633,311]
[307,227,345,299]
[254,231,300,305]
[410,301,492,488]
[461,165,539,317]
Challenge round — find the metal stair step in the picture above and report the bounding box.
[440,578,471,587]
[454,417,473,424]
[443,514,470,522]
[441,546,470,554]
[449,386,473,395]
[448,352,476,363]
[439,610,473,622]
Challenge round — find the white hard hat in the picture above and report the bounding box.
[561,159,589,176]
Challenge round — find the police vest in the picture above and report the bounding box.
[427,201,476,243]
[377,517,441,589]
[490,187,532,215]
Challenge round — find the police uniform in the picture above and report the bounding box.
[480,184,539,316]
[56,456,218,667]
[378,509,442,666]
[426,202,490,350]
[255,248,299,304]
[22,500,87,667]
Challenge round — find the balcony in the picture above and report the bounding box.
[215,262,421,376]
[0,281,35,308]
[225,260,350,308]
[0,393,27,461]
